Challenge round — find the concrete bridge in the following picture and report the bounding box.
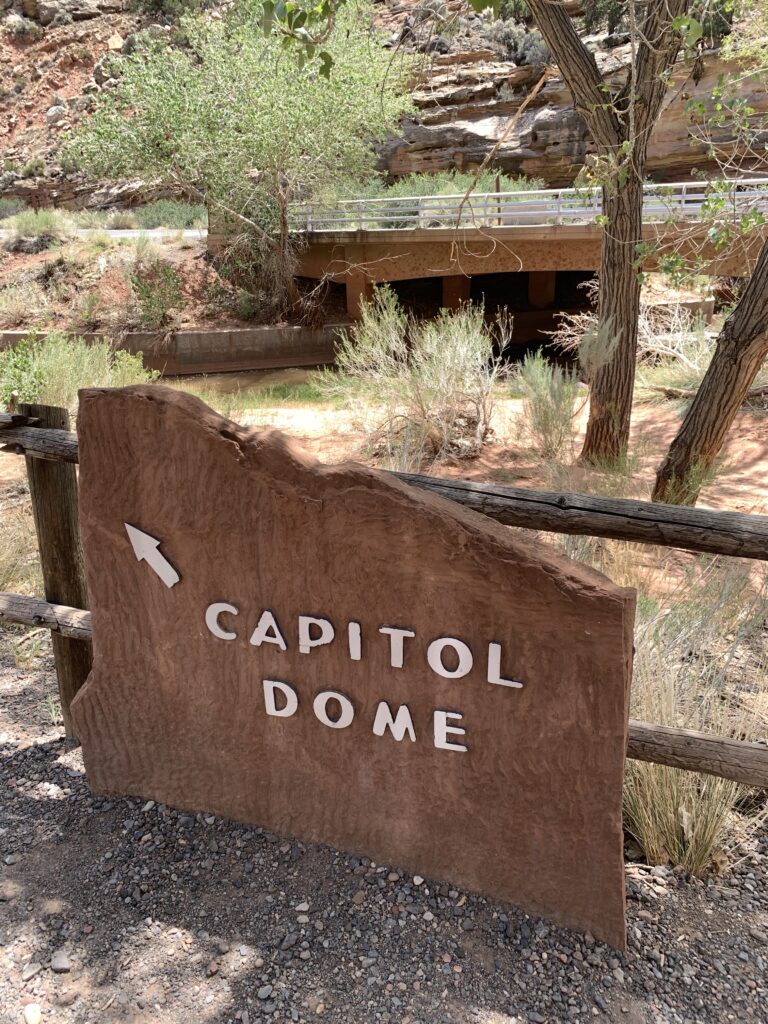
[282,180,768,328]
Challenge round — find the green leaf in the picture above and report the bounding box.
[318,50,333,78]
[467,0,497,15]
[673,15,703,48]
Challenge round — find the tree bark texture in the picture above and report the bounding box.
[527,0,689,462]
[581,173,644,461]
[18,404,92,737]
[653,237,768,504]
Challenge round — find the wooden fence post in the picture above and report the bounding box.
[19,403,91,738]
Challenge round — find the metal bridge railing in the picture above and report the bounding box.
[288,178,768,233]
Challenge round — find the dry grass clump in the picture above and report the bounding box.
[319,287,507,470]
[0,500,40,595]
[624,560,767,874]
[512,351,585,461]
[0,282,52,329]
[9,208,70,243]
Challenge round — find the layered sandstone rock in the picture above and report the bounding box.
[382,46,768,186]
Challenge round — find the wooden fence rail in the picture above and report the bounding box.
[3,424,768,560]
[1,592,766,787]
[1,412,767,787]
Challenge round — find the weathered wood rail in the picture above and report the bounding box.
[1,413,767,788]
[397,473,768,562]
[3,425,767,560]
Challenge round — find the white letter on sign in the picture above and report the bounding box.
[487,642,524,688]
[298,616,335,654]
[205,602,239,641]
[348,621,362,661]
[263,679,298,718]
[427,638,473,679]
[434,710,467,752]
[313,691,354,729]
[379,626,416,668]
[250,610,288,651]
[372,701,416,742]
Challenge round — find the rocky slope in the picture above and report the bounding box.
[381,6,768,186]
[0,0,180,207]
[1,0,766,209]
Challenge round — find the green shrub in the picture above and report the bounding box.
[0,331,158,413]
[514,351,583,460]
[319,288,507,469]
[498,0,529,19]
[20,157,46,179]
[9,208,69,241]
[0,198,26,221]
[129,259,183,329]
[134,200,207,230]
[487,22,550,65]
[0,338,46,404]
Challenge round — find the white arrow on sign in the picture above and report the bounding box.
[124,524,181,589]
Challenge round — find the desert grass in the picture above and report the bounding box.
[172,377,332,421]
[318,289,507,470]
[0,499,40,596]
[512,351,585,461]
[0,282,52,329]
[624,559,767,873]
[9,208,70,242]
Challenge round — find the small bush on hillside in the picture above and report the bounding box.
[128,259,183,329]
[9,208,69,242]
[514,351,583,460]
[0,331,158,413]
[20,157,46,179]
[319,288,507,470]
[487,21,549,65]
[130,0,206,16]
[0,282,52,329]
[107,210,140,229]
[134,200,207,230]
[0,198,26,221]
[498,0,529,20]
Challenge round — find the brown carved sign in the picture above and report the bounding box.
[72,385,635,947]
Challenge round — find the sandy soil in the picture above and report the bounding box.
[1,384,766,512]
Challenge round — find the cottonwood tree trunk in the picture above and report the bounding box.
[527,0,689,464]
[582,173,644,462]
[652,238,768,504]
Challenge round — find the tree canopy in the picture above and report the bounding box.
[68,0,412,238]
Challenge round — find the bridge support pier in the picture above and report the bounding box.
[346,274,374,318]
[442,275,471,310]
[527,271,557,309]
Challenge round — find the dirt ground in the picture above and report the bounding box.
[1,388,767,1024]
[173,377,768,515]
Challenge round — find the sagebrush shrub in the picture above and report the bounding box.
[515,351,582,460]
[319,288,507,470]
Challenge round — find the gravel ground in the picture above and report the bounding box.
[0,638,766,1024]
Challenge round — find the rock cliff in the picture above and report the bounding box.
[1,0,767,207]
[383,43,768,186]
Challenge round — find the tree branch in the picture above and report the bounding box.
[527,0,620,148]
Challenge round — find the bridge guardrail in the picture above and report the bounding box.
[289,178,768,232]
